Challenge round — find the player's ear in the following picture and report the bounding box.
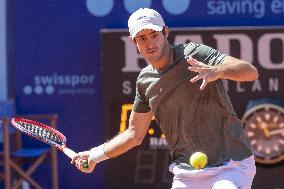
[129,36,136,44]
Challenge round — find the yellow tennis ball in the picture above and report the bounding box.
[189,152,208,169]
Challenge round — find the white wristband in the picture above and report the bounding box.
[89,144,109,163]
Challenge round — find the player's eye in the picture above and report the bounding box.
[151,32,159,39]
[137,37,146,42]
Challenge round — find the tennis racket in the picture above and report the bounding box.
[11,117,88,168]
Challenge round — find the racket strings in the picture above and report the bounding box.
[18,121,64,145]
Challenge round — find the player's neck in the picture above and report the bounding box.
[151,43,173,70]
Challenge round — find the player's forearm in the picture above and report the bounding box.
[89,129,142,163]
[88,129,141,164]
[89,111,152,164]
[217,56,258,82]
[103,128,142,158]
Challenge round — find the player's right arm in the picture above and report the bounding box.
[71,110,153,173]
[104,110,153,157]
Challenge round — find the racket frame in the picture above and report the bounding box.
[12,117,66,151]
[11,117,88,168]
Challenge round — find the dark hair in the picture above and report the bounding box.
[163,26,173,45]
[162,27,166,36]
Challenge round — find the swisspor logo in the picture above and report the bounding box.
[23,73,96,96]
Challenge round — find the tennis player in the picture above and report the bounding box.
[72,8,258,189]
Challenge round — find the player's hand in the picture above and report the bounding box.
[71,151,97,173]
[187,56,220,90]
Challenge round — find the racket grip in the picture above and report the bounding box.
[63,148,77,158]
[63,148,89,168]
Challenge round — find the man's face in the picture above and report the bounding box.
[133,29,167,62]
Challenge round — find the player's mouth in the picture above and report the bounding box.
[146,49,157,55]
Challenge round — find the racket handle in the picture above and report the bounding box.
[63,148,89,168]
[63,148,76,158]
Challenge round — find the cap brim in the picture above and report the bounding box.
[131,24,163,39]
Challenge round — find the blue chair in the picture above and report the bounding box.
[0,110,59,189]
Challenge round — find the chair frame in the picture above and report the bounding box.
[1,114,59,189]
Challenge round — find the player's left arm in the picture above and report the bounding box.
[187,55,259,90]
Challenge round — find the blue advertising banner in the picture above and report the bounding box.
[9,0,284,188]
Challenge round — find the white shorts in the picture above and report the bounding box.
[169,155,256,189]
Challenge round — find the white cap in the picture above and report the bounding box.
[128,8,165,39]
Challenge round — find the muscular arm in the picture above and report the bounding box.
[217,56,259,81]
[71,110,153,173]
[104,110,153,158]
[188,55,259,90]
